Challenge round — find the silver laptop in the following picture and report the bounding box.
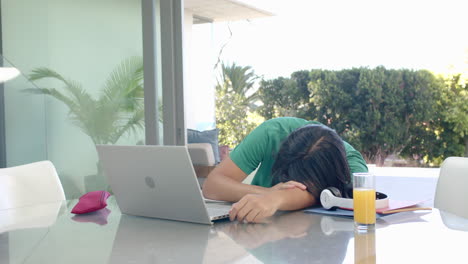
[96,145,231,224]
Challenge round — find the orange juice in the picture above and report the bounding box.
[353,188,376,224]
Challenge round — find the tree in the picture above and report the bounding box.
[307,68,361,133]
[25,57,145,147]
[257,67,443,166]
[256,70,311,119]
[310,67,441,165]
[441,74,468,156]
[215,62,261,147]
[401,73,467,165]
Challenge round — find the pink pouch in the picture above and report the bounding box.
[71,190,111,214]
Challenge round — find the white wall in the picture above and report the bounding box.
[2,0,143,198]
[2,0,49,167]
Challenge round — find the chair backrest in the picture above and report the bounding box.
[0,160,66,210]
[434,157,468,219]
[187,143,215,166]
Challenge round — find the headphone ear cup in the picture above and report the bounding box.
[320,188,342,210]
[320,187,354,210]
[327,187,342,198]
[343,183,353,198]
[320,189,336,210]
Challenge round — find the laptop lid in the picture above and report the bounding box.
[97,145,214,224]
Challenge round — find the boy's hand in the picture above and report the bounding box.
[229,193,281,223]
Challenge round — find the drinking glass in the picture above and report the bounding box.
[353,172,376,232]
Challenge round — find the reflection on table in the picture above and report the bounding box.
[217,211,354,263]
[1,195,468,263]
[354,230,376,264]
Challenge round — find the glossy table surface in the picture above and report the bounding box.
[1,176,468,264]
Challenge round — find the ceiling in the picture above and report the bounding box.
[185,0,273,24]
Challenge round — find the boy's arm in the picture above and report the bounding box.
[229,188,317,223]
[202,157,307,203]
[202,157,271,202]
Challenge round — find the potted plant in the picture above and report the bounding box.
[25,56,146,192]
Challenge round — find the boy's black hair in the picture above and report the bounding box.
[271,124,351,197]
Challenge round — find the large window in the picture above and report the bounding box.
[0,0,270,198]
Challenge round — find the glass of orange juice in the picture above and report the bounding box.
[353,172,376,232]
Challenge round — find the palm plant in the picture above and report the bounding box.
[215,62,261,147]
[219,62,259,108]
[25,56,145,147]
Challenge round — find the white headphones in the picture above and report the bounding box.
[320,187,389,210]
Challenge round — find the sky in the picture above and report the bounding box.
[203,0,468,80]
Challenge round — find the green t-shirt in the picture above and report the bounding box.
[229,117,368,187]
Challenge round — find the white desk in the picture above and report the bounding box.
[1,176,467,264]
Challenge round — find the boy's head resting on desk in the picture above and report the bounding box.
[271,124,351,197]
[203,117,366,223]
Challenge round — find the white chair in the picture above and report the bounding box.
[0,160,66,210]
[187,143,216,187]
[434,157,468,219]
[187,143,216,166]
